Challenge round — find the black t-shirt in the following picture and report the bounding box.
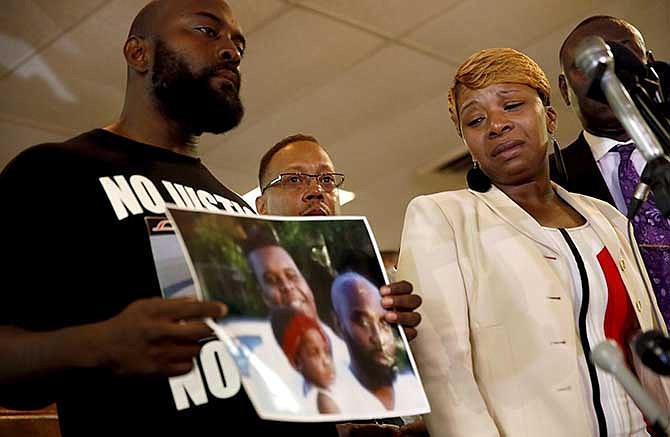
[0,129,339,436]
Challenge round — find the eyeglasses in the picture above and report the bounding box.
[261,172,345,194]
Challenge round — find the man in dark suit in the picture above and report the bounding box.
[551,15,648,203]
[550,15,670,328]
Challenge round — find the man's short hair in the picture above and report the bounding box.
[447,48,551,135]
[559,15,644,69]
[258,133,319,186]
[128,0,161,38]
[331,271,376,320]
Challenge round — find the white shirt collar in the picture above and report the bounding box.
[583,131,634,162]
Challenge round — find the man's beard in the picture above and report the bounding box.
[151,39,244,136]
[346,332,397,389]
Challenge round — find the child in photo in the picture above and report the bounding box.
[270,306,341,414]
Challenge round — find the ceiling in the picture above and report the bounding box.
[1,0,668,251]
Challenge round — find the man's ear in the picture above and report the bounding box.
[124,36,151,74]
[255,195,267,215]
[558,73,571,107]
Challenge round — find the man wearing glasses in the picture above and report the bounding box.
[256,134,344,217]
[253,134,427,436]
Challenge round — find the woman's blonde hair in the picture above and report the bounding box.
[447,48,551,134]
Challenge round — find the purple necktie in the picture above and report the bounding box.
[617,143,670,328]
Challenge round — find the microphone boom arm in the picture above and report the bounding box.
[600,67,665,161]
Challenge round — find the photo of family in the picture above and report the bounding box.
[161,207,430,422]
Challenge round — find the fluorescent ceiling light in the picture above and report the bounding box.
[241,187,356,213]
[338,189,356,206]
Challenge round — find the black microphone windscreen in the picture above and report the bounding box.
[634,330,670,376]
[585,40,649,103]
[609,41,648,84]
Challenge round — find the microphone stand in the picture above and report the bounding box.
[646,157,670,217]
[627,79,670,216]
[576,36,670,218]
[628,82,670,152]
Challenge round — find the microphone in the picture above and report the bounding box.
[609,41,653,89]
[634,330,670,376]
[576,36,666,163]
[584,40,649,104]
[591,340,670,436]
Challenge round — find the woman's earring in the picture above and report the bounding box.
[466,160,492,192]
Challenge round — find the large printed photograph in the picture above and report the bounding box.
[162,207,430,422]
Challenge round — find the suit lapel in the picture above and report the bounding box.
[563,134,616,206]
[472,186,561,255]
[473,184,656,329]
